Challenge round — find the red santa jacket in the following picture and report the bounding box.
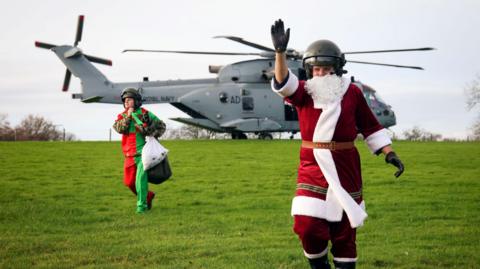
[272,71,391,203]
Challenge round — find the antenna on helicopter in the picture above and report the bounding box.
[35,15,112,91]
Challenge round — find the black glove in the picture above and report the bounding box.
[385,151,404,178]
[271,19,290,53]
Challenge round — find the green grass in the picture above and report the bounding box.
[0,140,479,268]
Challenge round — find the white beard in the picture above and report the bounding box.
[305,75,349,109]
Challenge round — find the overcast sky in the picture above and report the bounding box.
[2,0,479,140]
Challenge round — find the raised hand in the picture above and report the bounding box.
[271,19,290,53]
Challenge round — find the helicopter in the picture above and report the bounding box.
[35,15,433,139]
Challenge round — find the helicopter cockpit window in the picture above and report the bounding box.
[242,97,254,111]
[219,92,228,103]
[372,92,386,104]
[368,92,379,108]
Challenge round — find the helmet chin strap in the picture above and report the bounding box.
[134,101,141,109]
[335,69,348,77]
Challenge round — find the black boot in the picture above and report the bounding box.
[308,255,331,269]
[333,260,355,269]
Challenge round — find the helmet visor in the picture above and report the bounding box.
[303,56,338,67]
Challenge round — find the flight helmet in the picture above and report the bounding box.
[302,39,347,78]
[121,87,142,109]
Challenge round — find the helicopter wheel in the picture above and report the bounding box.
[258,133,273,140]
[232,132,248,140]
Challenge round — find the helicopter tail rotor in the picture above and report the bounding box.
[35,15,112,92]
[34,41,56,50]
[74,15,84,47]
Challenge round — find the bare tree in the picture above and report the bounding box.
[182,125,207,139]
[469,116,480,141]
[465,74,480,111]
[0,113,15,141]
[403,126,442,141]
[64,133,77,141]
[465,75,480,140]
[0,114,77,141]
[162,125,232,140]
[15,115,61,141]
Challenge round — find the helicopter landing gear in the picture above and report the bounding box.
[231,132,248,140]
[258,132,273,140]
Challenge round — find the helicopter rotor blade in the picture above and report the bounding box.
[62,69,72,92]
[347,60,424,70]
[344,47,435,54]
[84,54,113,66]
[35,41,57,50]
[122,49,263,56]
[74,15,84,47]
[214,36,275,52]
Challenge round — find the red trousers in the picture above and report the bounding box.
[293,213,356,259]
[123,157,154,204]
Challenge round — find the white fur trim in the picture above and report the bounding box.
[271,69,299,98]
[314,149,368,228]
[360,200,365,211]
[291,196,328,219]
[291,196,365,226]
[312,99,341,142]
[310,96,367,228]
[304,247,328,259]
[364,129,392,154]
[333,257,358,262]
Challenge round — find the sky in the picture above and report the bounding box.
[1,0,479,140]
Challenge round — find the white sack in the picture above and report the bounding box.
[142,136,168,170]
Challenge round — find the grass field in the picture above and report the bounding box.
[0,140,479,268]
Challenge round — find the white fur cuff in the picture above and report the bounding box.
[333,257,358,262]
[271,69,299,98]
[304,248,328,259]
[365,129,392,154]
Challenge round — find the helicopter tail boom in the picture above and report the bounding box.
[49,45,113,101]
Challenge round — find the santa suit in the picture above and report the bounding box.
[272,70,391,262]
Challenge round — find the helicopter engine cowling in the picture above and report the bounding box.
[209,65,223,74]
[217,59,303,83]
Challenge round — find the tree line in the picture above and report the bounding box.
[465,74,480,140]
[0,114,76,141]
